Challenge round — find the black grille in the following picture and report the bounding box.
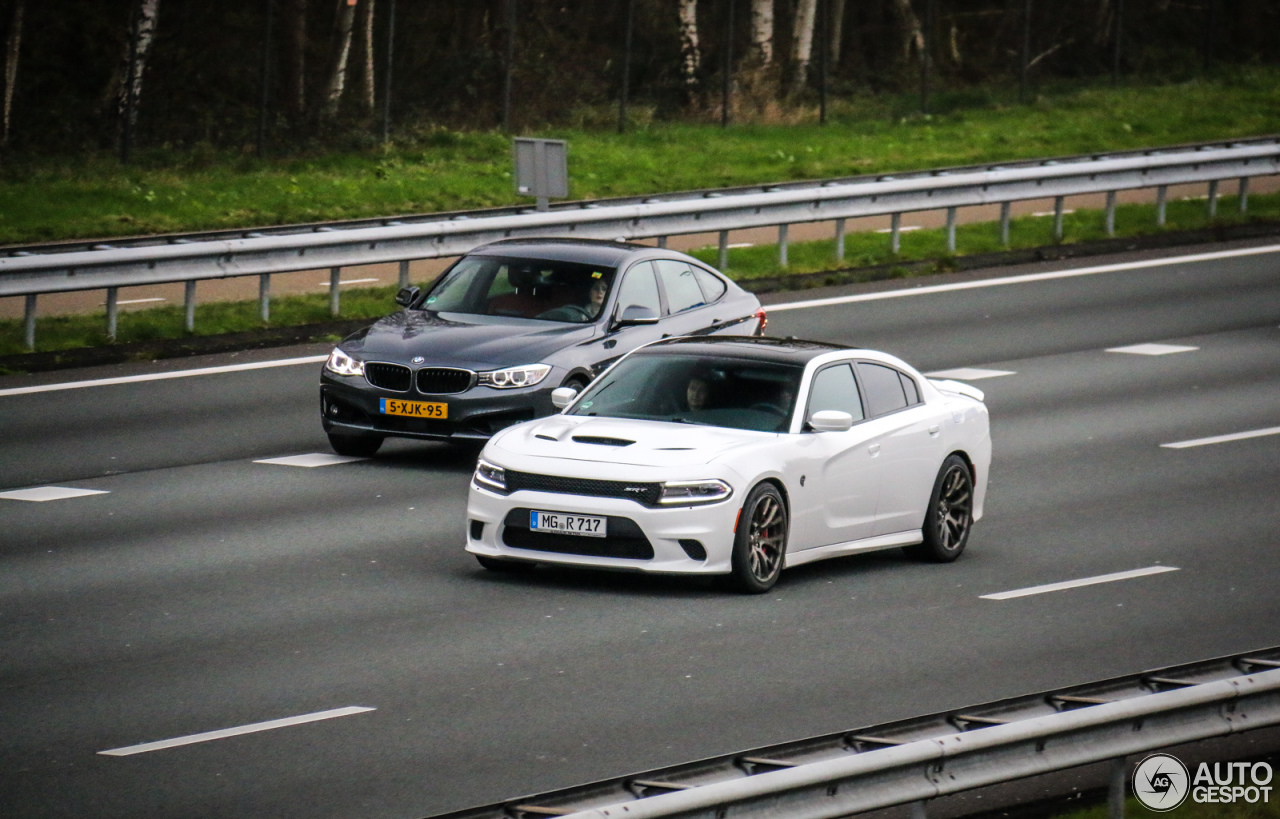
[417,367,474,395]
[365,362,412,391]
[505,471,662,506]
[502,509,654,560]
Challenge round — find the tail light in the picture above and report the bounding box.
[754,307,768,335]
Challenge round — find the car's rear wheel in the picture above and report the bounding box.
[729,483,788,593]
[905,455,973,563]
[475,555,535,572]
[327,432,384,457]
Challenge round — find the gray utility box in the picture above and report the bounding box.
[513,138,568,211]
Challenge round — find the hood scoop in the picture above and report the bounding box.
[571,435,635,447]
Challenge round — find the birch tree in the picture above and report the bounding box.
[789,0,817,94]
[828,0,846,68]
[3,0,23,145]
[117,0,161,154]
[322,0,358,118]
[357,0,375,113]
[678,0,701,103]
[749,0,773,67]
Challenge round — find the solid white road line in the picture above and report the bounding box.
[767,243,1280,312]
[319,277,380,287]
[255,453,367,467]
[1162,426,1280,449]
[98,706,376,757]
[1107,343,1199,355]
[0,355,329,398]
[875,225,922,233]
[981,566,1180,600]
[0,486,110,502]
[925,367,1016,380]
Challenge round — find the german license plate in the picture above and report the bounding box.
[379,398,448,419]
[530,510,607,538]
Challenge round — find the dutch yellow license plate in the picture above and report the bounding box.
[379,398,448,419]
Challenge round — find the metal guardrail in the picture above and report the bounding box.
[3,137,1278,349]
[424,648,1280,819]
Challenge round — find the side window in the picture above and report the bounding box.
[900,372,921,405]
[807,364,865,422]
[693,267,728,303]
[858,362,909,417]
[615,262,662,317]
[655,259,707,314]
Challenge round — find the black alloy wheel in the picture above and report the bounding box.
[729,483,788,593]
[906,454,974,563]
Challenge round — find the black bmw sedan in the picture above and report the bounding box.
[320,238,766,456]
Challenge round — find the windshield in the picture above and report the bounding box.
[570,353,804,433]
[421,255,617,324]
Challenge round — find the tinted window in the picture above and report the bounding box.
[900,372,921,405]
[616,262,662,316]
[423,255,616,323]
[655,260,707,314]
[858,362,909,417]
[808,364,865,422]
[693,268,727,303]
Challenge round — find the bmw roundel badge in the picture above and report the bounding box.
[411,356,425,364]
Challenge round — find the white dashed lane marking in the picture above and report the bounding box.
[1162,426,1280,449]
[0,355,329,397]
[0,486,110,502]
[1107,343,1199,356]
[926,368,1016,381]
[254,454,368,468]
[98,706,376,757]
[981,566,1180,600]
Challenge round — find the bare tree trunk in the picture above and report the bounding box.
[749,0,773,66]
[117,0,161,155]
[828,0,845,68]
[789,0,817,94]
[890,0,924,61]
[678,0,700,103]
[285,0,308,117]
[358,0,375,113]
[3,0,23,145]
[322,0,358,118]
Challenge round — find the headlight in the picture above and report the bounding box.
[473,459,508,493]
[658,479,733,506]
[325,347,365,377]
[477,363,552,389]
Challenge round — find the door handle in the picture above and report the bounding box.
[928,425,940,435]
[868,443,881,455]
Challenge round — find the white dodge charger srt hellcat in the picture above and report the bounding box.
[466,336,991,593]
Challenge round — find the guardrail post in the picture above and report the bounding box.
[1105,191,1117,237]
[1207,179,1219,218]
[1053,196,1066,240]
[834,219,846,262]
[718,230,729,270]
[945,207,957,252]
[657,236,668,249]
[910,800,929,819]
[1238,177,1249,213]
[259,274,272,323]
[184,280,197,332]
[1108,757,1127,819]
[779,224,789,266]
[1156,185,1168,226]
[24,294,37,351]
[105,287,119,340]
[890,213,902,254]
[398,259,411,290]
[330,267,342,316]
[999,202,1011,246]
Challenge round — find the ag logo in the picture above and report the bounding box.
[1134,753,1190,811]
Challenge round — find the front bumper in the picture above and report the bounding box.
[466,484,740,574]
[320,371,560,441]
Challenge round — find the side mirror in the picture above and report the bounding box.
[551,386,579,410]
[613,304,660,328]
[808,410,854,432]
[395,286,421,308]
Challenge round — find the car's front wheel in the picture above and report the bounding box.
[729,483,788,593]
[327,432,384,457]
[906,454,974,563]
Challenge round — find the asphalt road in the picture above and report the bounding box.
[1,239,1278,819]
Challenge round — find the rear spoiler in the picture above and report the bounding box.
[928,378,985,402]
